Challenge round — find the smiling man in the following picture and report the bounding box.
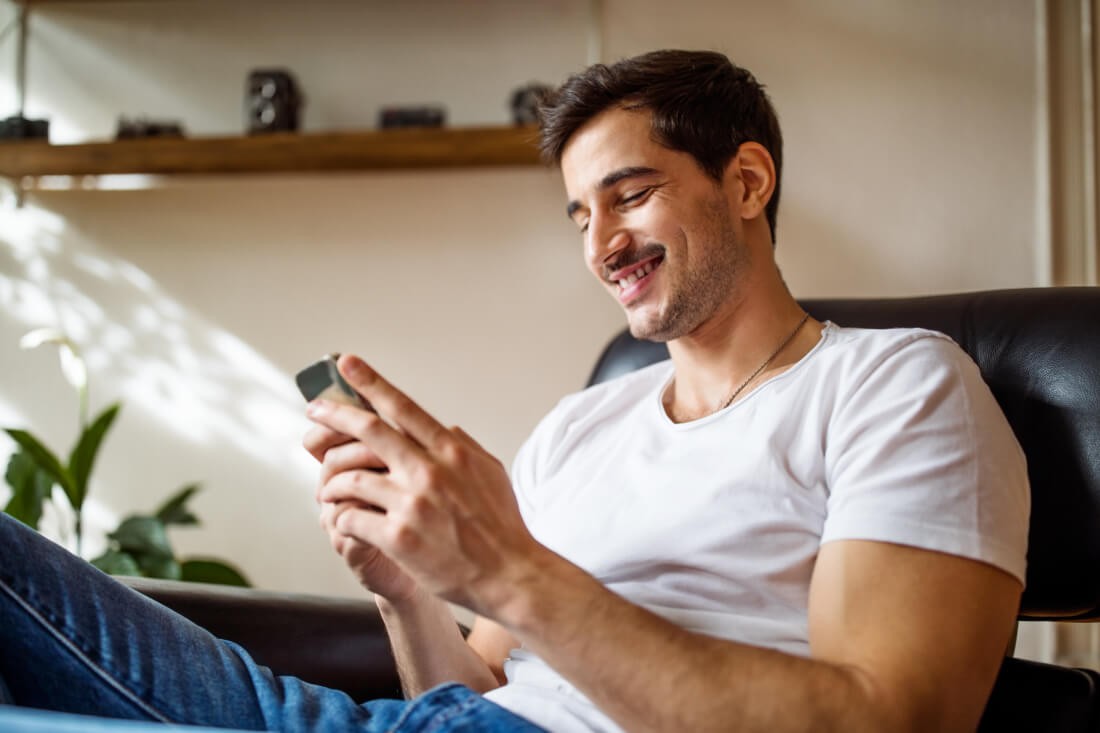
[304,50,1029,732]
[0,50,1029,733]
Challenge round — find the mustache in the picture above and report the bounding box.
[602,243,665,281]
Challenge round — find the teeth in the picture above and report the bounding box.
[616,261,657,289]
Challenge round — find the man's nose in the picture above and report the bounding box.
[586,215,631,270]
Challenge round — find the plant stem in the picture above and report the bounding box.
[76,382,87,557]
[79,385,89,432]
[77,385,87,556]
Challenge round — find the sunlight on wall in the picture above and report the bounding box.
[0,395,25,427]
[1,202,312,464]
[0,200,326,587]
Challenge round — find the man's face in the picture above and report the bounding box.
[560,107,750,342]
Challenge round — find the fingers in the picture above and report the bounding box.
[336,355,451,452]
[320,468,398,510]
[333,503,390,547]
[320,501,367,556]
[319,440,386,486]
[321,500,388,549]
[307,398,427,473]
[302,423,354,463]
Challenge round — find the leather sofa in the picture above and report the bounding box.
[132,287,1100,731]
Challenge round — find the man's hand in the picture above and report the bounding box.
[303,373,516,696]
[318,501,421,601]
[305,354,542,618]
[303,419,420,602]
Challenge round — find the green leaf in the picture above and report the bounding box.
[137,554,182,581]
[3,451,53,529]
[109,516,174,559]
[3,429,76,506]
[154,483,201,526]
[90,549,142,576]
[180,559,251,587]
[5,449,38,489]
[66,403,121,510]
[3,472,54,530]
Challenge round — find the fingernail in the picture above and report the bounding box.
[306,401,326,416]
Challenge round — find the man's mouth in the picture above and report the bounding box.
[607,254,664,302]
[615,259,657,290]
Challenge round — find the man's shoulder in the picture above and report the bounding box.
[818,323,969,377]
[813,323,993,424]
[552,357,673,419]
[513,359,672,485]
[823,323,958,354]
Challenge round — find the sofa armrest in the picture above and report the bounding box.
[122,577,402,702]
[979,656,1100,730]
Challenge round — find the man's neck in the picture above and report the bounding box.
[662,284,819,423]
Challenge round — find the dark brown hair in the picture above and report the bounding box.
[539,50,783,242]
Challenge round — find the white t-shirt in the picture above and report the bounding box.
[484,324,1030,732]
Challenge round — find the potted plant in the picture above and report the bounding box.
[4,328,249,586]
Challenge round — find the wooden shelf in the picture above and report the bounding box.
[0,125,544,179]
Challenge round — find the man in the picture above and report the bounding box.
[0,50,1028,732]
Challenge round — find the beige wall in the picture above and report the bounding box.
[0,0,1043,601]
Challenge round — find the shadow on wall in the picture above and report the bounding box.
[0,197,345,593]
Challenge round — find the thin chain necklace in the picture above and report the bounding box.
[716,311,811,413]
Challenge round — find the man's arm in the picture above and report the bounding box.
[308,355,1019,732]
[372,591,510,696]
[493,537,1019,733]
[465,617,519,686]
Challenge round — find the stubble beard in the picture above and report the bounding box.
[627,195,750,343]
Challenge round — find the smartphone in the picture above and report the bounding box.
[295,353,374,411]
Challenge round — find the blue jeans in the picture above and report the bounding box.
[0,513,546,732]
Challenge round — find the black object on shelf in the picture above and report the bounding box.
[246,69,303,134]
[0,115,49,142]
[509,83,551,125]
[378,106,446,129]
[116,117,185,140]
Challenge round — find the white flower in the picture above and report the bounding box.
[19,327,67,350]
[20,328,88,393]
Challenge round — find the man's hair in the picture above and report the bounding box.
[538,49,784,242]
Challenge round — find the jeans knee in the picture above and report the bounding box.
[0,512,46,575]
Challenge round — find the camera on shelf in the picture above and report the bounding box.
[246,69,303,134]
[509,83,552,126]
[0,115,49,142]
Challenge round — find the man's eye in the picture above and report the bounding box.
[622,188,652,206]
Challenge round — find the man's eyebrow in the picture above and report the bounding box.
[566,166,661,220]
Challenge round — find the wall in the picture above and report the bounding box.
[0,0,1043,605]
[604,0,1040,296]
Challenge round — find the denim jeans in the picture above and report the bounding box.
[0,513,546,732]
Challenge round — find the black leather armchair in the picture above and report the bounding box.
[133,287,1100,731]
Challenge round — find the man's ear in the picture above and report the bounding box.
[723,142,776,222]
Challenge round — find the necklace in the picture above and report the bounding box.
[716,311,811,412]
